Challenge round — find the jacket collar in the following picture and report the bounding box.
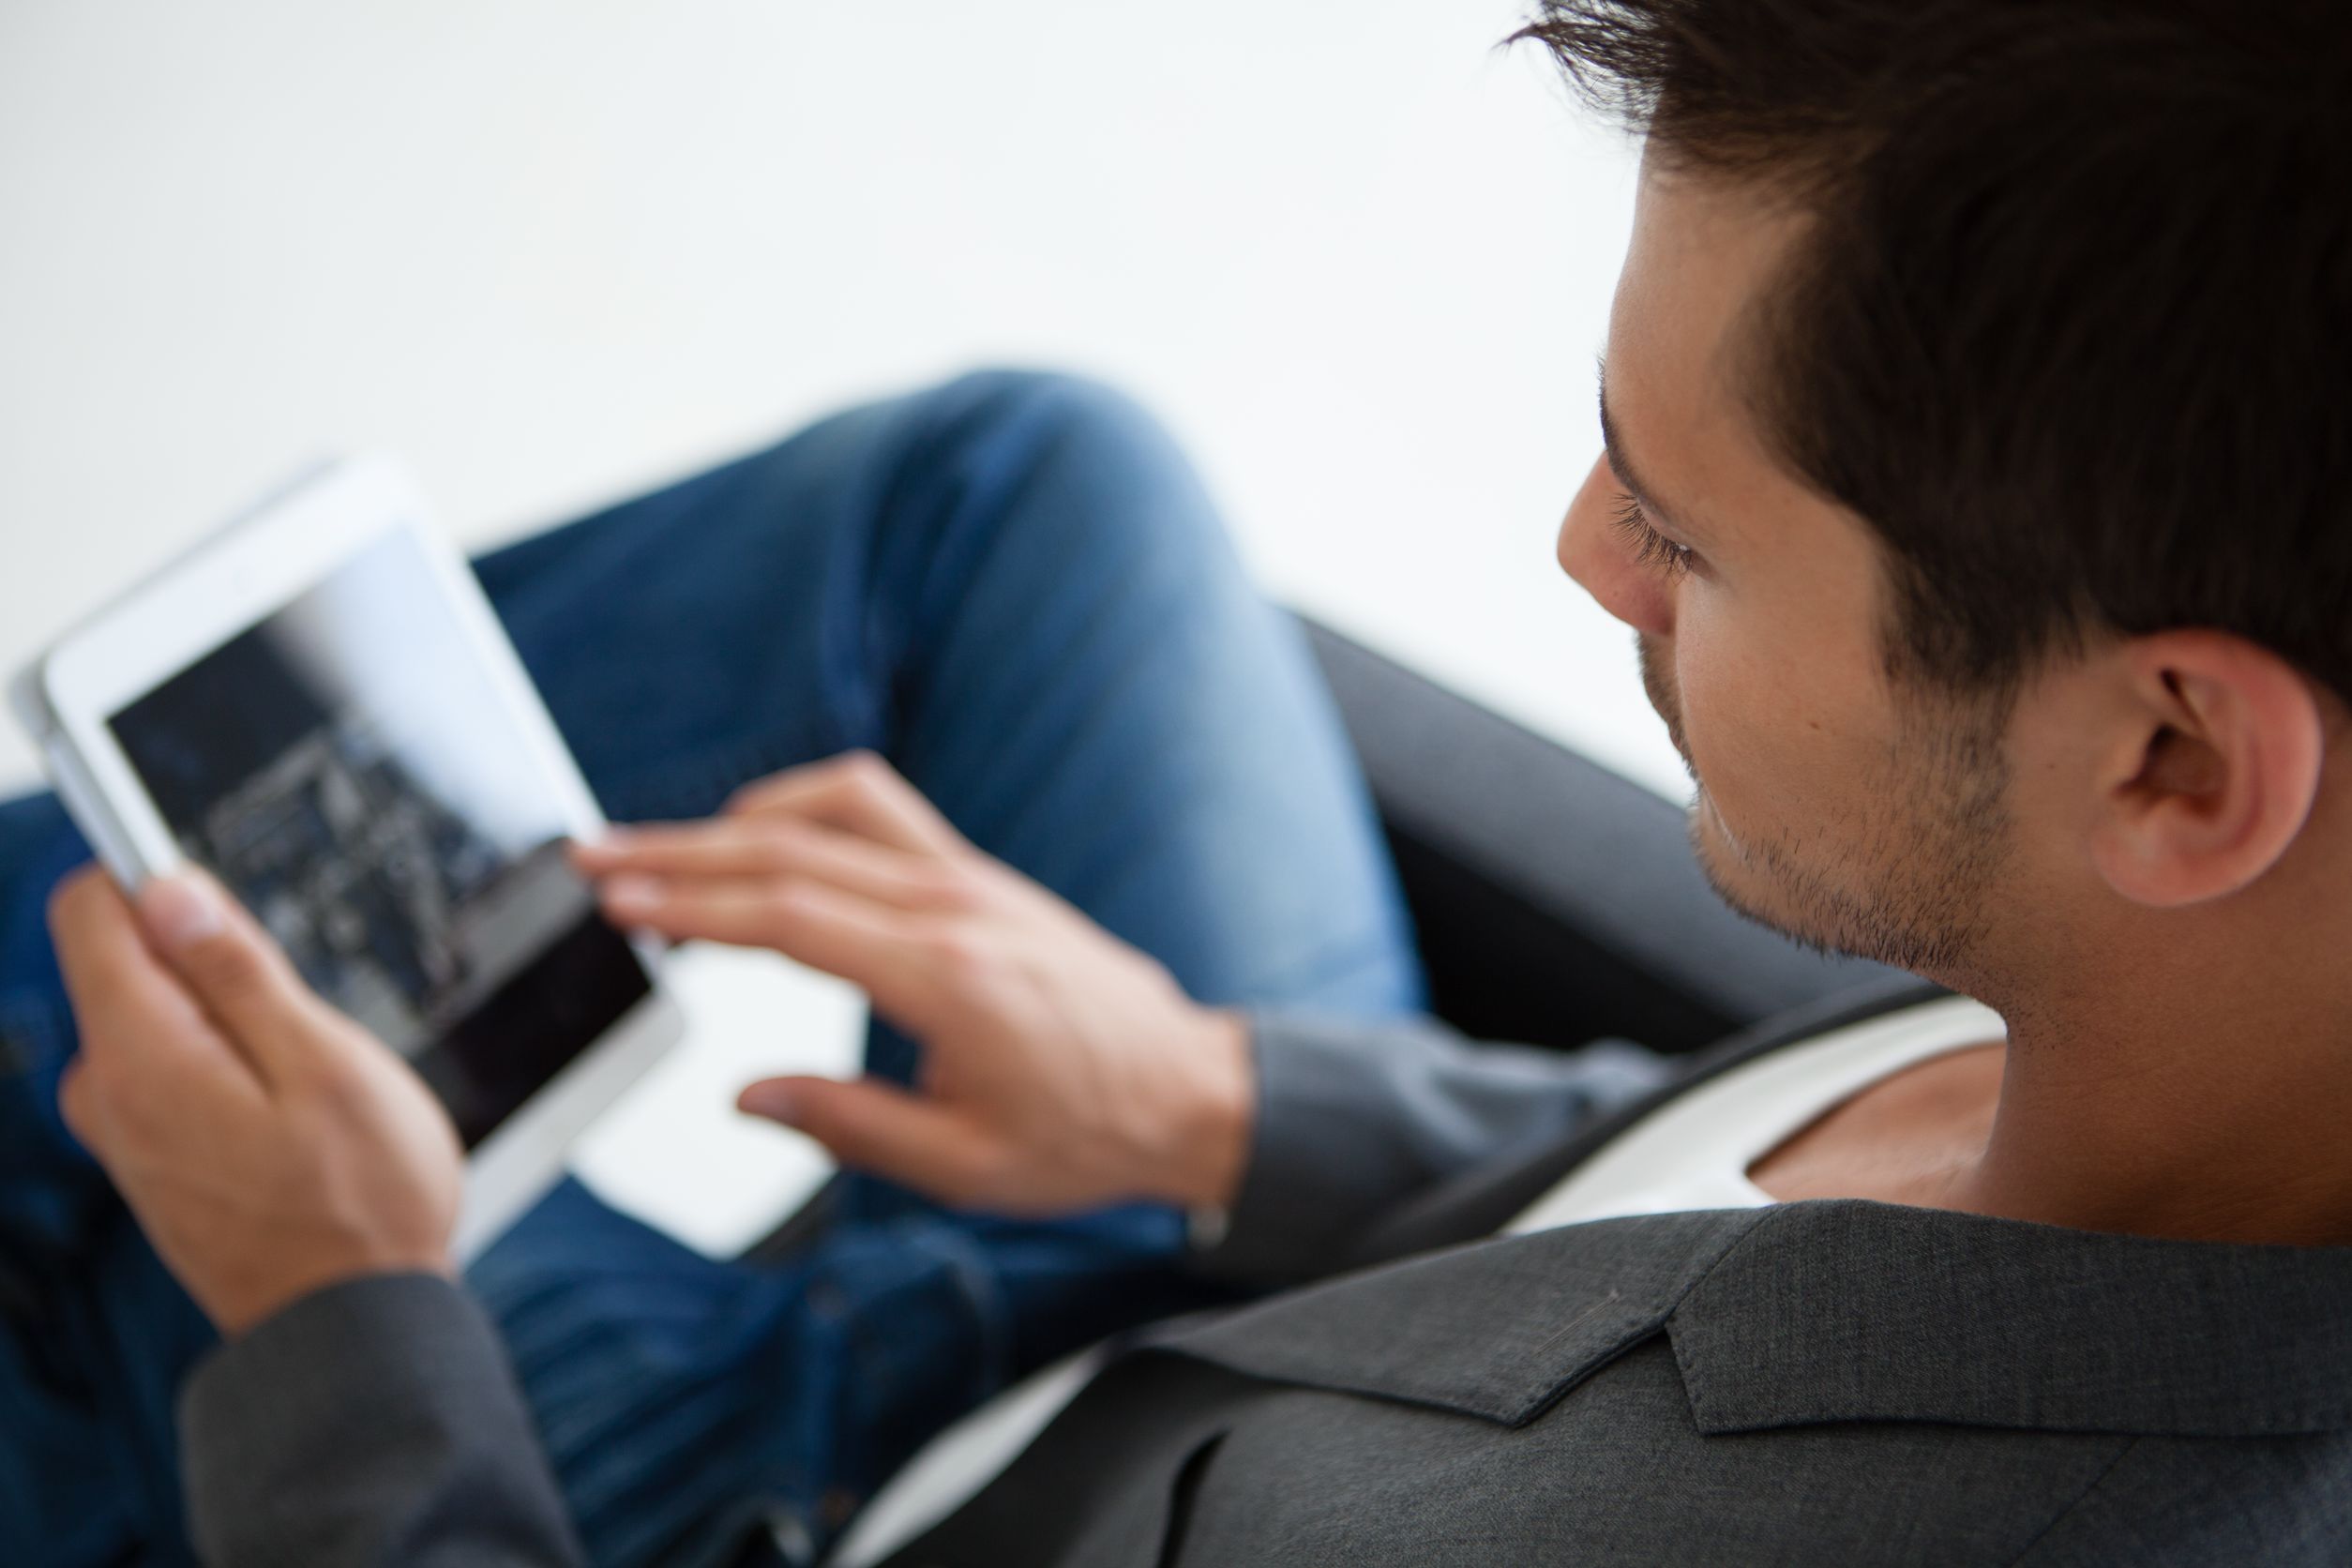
[1155,1199,2352,1439]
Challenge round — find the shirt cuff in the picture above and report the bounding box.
[1188,1013,1434,1287]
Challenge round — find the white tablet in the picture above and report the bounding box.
[10,457,684,1259]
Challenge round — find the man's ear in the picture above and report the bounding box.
[2087,631,2326,908]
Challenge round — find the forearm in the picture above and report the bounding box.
[180,1273,582,1568]
[1195,1013,1673,1288]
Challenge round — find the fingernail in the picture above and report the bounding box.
[603,875,662,912]
[141,875,224,950]
[741,1083,798,1123]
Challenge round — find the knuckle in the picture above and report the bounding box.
[759,816,813,855]
[764,872,810,912]
[923,924,992,979]
[298,1058,373,1123]
[913,863,982,911]
[109,1090,165,1144]
[187,934,273,997]
[69,1047,120,1105]
[840,749,897,792]
[956,1146,1019,1208]
[922,1151,983,1205]
[935,1173,985,1208]
[91,1064,165,1141]
[728,764,804,814]
[55,1059,95,1134]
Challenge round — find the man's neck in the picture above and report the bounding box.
[1955,918,2352,1249]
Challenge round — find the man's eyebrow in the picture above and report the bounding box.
[1594,364,1696,534]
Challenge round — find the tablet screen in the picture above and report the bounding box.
[104,527,651,1146]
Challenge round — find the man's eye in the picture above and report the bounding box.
[1609,494,1696,579]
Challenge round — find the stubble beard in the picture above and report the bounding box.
[1636,632,2013,984]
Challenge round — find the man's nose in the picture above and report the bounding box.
[1557,454,1674,640]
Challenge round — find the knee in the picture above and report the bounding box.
[912,369,1230,566]
[937,366,1148,425]
[929,369,1173,475]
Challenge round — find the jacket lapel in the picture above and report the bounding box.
[1149,1207,1770,1426]
[1167,1196,2352,1440]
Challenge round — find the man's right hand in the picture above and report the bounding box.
[570,752,1255,1217]
[49,867,464,1337]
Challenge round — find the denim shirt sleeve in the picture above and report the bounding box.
[178,1272,583,1568]
[1194,1013,1674,1289]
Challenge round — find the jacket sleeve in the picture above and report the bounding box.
[1195,1013,1673,1288]
[177,1272,583,1568]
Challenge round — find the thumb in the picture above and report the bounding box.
[739,1075,1009,1208]
[138,872,324,1081]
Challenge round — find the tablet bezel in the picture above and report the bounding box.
[22,457,683,1259]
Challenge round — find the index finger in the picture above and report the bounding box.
[574,817,951,910]
[604,874,958,1033]
[725,752,965,858]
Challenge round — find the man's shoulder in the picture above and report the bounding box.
[1130,1199,2352,1565]
[1153,1334,2349,1567]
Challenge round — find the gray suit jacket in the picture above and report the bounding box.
[178,986,2352,1565]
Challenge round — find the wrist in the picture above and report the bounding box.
[212,1250,458,1340]
[1153,1007,1255,1212]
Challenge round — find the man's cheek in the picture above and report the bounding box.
[1673,661,1756,826]
[1668,631,1750,793]
[1676,647,1823,843]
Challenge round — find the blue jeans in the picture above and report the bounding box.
[0,372,1426,1567]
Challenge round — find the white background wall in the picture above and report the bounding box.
[1,2,1689,1248]
[0,0,1681,798]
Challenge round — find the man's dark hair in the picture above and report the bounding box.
[1520,1,2352,702]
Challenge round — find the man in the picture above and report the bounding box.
[16,0,2352,1561]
